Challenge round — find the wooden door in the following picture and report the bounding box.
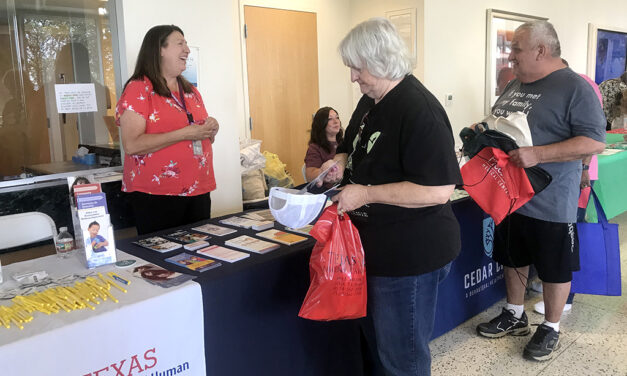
[244,6,320,186]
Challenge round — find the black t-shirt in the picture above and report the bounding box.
[337,74,463,276]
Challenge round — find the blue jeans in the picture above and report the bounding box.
[360,263,452,376]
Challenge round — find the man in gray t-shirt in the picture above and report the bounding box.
[476,20,606,362]
[493,68,606,223]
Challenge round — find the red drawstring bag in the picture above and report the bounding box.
[298,204,367,321]
[461,147,535,225]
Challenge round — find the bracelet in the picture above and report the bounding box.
[582,164,590,171]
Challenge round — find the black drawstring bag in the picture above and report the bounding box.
[460,125,552,194]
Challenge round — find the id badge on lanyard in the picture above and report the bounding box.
[188,114,203,156]
[173,84,203,156]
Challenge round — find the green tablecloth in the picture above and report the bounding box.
[585,133,627,222]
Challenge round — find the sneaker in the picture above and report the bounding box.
[530,280,543,293]
[523,324,560,361]
[533,301,572,315]
[476,308,531,338]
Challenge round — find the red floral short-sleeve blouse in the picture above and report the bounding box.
[115,77,216,196]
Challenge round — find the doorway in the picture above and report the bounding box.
[0,1,118,177]
[243,6,320,186]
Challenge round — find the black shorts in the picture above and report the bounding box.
[493,213,579,283]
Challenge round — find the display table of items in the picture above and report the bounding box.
[0,251,206,376]
[116,194,505,376]
[585,132,627,222]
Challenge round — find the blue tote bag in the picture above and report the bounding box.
[571,189,621,296]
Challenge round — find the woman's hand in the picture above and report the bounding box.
[332,184,369,214]
[201,117,219,143]
[318,158,344,186]
[184,117,219,142]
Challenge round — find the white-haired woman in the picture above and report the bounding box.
[320,18,462,376]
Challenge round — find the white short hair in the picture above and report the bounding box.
[517,20,561,57]
[339,17,414,80]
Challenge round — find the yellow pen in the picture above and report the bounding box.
[85,280,108,301]
[100,287,119,304]
[77,283,101,305]
[99,273,127,293]
[0,314,9,328]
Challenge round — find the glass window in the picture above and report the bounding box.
[0,0,120,180]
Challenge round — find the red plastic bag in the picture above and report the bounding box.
[298,204,367,320]
[461,147,534,225]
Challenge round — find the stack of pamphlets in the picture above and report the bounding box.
[197,245,250,263]
[192,223,237,236]
[164,253,221,272]
[286,224,314,236]
[132,263,193,288]
[225,235,280,254]
[219,216,259,229]
[165,230,209,243]
[241,209,276,222]
[251,221,274,231]
[75,191,116,268]
[133,237,182,253]
[256,229,308,246]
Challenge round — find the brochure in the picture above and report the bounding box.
[165,253,221,272]
[251,220,274,231]
[184,240,210,251]
[81,214,116,268]
[241,209,276,222]
[256,229,308,246]
[197,245,250,263]
[165,230,209,243]
[219,216,259,229]
[192,223,237,236]
[225,235,280,254]
[132,263,193,288]
[75,191,116,268]
[286,224,314,236]
[133,236,182,253]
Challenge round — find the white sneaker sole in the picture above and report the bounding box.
[477,325,531,338]
[523,339,560,362]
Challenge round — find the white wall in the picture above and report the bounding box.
[423,0,627,146]
[347,0,425,108]
[120,0,244,216]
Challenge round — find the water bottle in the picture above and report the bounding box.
[55,227,75,258]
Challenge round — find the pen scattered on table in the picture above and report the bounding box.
[107,272,131,286]
[0,273,129,330]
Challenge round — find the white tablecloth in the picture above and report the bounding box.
[0,251,206,376]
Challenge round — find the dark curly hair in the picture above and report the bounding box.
[308,107,343,153]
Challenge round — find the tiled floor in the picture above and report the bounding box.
[431,211,627,376]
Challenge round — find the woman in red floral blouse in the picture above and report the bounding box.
[116,25,218,234]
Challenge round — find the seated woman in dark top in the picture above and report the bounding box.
[304,106,343,184]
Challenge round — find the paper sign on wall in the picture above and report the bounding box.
[182,46,199,87]
[55,83,98,113]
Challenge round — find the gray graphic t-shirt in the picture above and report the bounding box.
[492,68,606,223]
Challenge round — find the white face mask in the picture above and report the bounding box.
[269,187,328,229]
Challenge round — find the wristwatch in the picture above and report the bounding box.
[582,164,590,171]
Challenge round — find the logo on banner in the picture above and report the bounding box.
[482,217,495,257]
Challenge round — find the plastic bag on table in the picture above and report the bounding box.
[263,150,294,188]
[298,204,367,321]
[240,139,266,173]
